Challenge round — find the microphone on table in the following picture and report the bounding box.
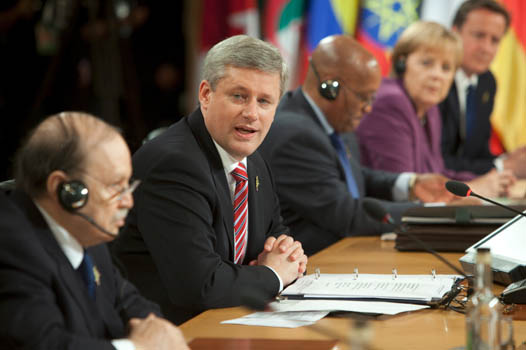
[362,198,469,280]
[445,180,526,219]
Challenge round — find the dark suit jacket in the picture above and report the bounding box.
[0,191,160,350]
[112,108,287,325]
[258,88,416,255]
[439,71,497,175]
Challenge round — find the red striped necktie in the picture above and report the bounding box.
[231,162,248,264]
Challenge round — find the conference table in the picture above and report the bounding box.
[180,236,526,349]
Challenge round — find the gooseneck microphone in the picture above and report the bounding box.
[74,212,118,237]
[362,198,468,278]
[445,180,526,219]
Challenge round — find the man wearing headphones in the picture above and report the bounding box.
[259,35,454,255]
[0,112,188,350]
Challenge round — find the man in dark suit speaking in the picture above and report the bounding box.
[0,112,188,349]
[259,35,454,255]
[112,35,308,325]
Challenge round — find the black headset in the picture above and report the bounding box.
[310,58,340,100]
[394,57,406,76]
[57,180,89,212]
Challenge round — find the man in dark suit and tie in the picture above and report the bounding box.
[259,35,454,255]
[0,112,188,350]
[112,35,308,325]
[440,0,526,177]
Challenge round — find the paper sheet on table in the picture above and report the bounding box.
[221,311,330,328]
[269,299,429,315]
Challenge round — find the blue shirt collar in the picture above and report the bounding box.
[302,89,334,135]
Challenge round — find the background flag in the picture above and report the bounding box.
[490,0,526,152]
[190,0,259,104]
[264,0,306,89]
[356,0,421,76]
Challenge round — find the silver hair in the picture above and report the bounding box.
[202,35,288,97]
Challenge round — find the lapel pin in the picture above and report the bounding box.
[482,91,490,104]
[255,176,260,192]
[93,266,101,286]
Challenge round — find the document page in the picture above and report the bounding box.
[282,273,461,302]
[269,299,429,315]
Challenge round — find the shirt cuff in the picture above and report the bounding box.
[494,155,507,172]
[264,265,284,292]
[393,172,415,201]
[111,339,136,350]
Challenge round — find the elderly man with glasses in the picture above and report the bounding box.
[0,112,188,350]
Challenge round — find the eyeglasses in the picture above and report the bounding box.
[341,84,376,108]
[81,172,141,202]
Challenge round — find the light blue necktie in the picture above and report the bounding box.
[329,132,360,198]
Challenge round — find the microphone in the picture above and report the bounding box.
[362,198,468,279]
[445,180,526,219]
[74,211,118,237]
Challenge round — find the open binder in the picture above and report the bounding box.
[395,204,526,252]
[280,271,464,306]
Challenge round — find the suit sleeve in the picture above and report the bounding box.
[267,123,394,238]
[92,245,161,321]
[0,199,115,350]
[358,97,418,173]
[134,151,279,311]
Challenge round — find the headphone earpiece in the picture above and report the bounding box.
[394,58,406,76]
[319,80,340,100]
[57,180,89,212]
[310,58,340,101]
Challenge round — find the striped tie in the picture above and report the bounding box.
[231,163,248,264]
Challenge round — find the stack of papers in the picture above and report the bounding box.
[221,273,462,328]
[281,273,462,304]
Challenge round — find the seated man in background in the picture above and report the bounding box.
[440,0,526,177]
[0,112,188,349]
[259,35,454,256]
[112,35,307,325]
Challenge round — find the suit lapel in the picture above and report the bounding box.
[187,109,235,260]
[37,217,103,336]
[245,157,262,260]
[294,90,355,194]
[89,246,126,339]
[13,192,106,336]
[448,82,461,127]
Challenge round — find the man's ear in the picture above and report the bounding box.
[198,80,212,112]
[46,170,68,201]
